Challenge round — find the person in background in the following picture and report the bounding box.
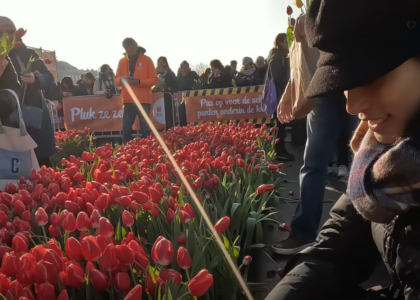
[80,72,95,95]
[115,37,157,143]
[230,60,238,77]
[267,33,295,161]
[154,56,178,93]
[224,65,237,87]
[93,64,117,97]
[76,73,84,85]
[208,59,233,89]
[176,61,200,91]
[0,16,21,122]
[200,68,211,86]
[9,37,56,167]
[255,56,265,68]
[60,76,80,97]
[236,57,264,87]
[153,56,178,130]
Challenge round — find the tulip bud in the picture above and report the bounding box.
[98,217,114,237]
[124,285,143,300]
[188,269,213,297]
[242,255,252,266]
[177,247,192,269]
[151,236,174,266]
[35,207,48,226]
[278,223,292,232]
[214,216,230,234]
[122,210,134,227]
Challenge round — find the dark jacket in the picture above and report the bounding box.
[235,68,265,87]
[266,194,419,300]
[153,68,178,93]
[208,71,233,89]
[177,71,200,91]
[0,57,22,121]
[9,46,57,161]
[267,47,290,101]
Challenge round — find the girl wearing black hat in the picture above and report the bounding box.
[266,0,420,299]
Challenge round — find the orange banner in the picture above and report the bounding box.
[62,93,166,132]
[42,51,59,82]
[185,91,269,123]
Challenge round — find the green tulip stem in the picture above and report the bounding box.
[130,268,137,286]
[41,225,48,243]
[108,269,114,295]
[175,291,190,300]
[129,225,133,233]
[185,268,191,282]
[64,231,69,245]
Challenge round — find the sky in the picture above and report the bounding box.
[3,0,300,73]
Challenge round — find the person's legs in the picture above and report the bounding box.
[122,103,138,144]
[274,117,295,161]
[164,93,175,130]
[336,113,359,177]
[37,157,52,168]
[273,93,347,255]
[138,103,151,138]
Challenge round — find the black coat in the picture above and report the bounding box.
[177,71,200,91]
[267,47,290,102]
[266,194,420,300]
[208,71,233,89]
[9,47,56,161]
[0,57,22,121]
[235,68,265,87]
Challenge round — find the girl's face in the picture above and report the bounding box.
[104,67,113,75]
[346,58,420,144]
[84,78,94,86]
[158,59,166,69]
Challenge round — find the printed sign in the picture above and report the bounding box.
[42,51,59,82]
[185,89,270,123]
[62,93,166,131]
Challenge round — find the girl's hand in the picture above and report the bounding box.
[20,72,35,84]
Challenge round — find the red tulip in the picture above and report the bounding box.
[278,223,292,232]
[81,236,102,261]
[17,253,36,285]
[131,191,149,204]
[116,244,135,265]
[13,200,25,215]
[98,217,114,237]
[0,274,10,295]
[101,244,118,271]
[65,262,85,288]
[57,290,69,300]
[7,280,23,300]
[149,187,161,203]
[128,240,146,256]
[256,184,275,196]
[114,272,131,293]
[177,247,192,269]
[65,237,84,260]
[122,210,134,227]
[124,285,143,300]
[48,225,60,239]
[134,252,150,270]
[214,216,230,234]
[151,236,174,266]
[90,209,101,228]
[38,260,59,287]
[178,210,192,224]
[287,5,293,15]
[95,193,109,211]
[36,282,56,300]
[62,212,76,232]
[75,211,90,231]
[34,261,48,284]
[0,211,7,227]
[90,269,109,292]
[176,234,186,245]
[12,235,28,253]
[188,269,214,297]
[160,269,182,285]
[151,204,161,217]
[15,28,27,38]
[50,212,60,227]
[183,203,195,219]
[21,210,31,222]
[43,249,64,273]
[242,255,252,266]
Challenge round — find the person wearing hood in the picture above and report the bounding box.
[266,33,295,161]
[93,64,117,98]
[176,61,201,91]
[115,38,158,143]
[235,57,265,87]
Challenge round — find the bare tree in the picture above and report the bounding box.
[191,62,210,75]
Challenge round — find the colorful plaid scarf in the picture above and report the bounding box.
[347,130,420,224]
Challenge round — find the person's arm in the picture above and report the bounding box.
[31,59,54,91]
[266,195,379,300]
[93,78,105,95]
[235,73,248,87]
[165,70,179,92]
[139,57,158,88]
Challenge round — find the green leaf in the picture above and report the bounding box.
[110,161,115,177]
[178,185,184,207]
[222,234,230,250]
[0,293,6,300]
[115,219,122,241]
[286,26,295,48]
[245,218,256,249]
[166,287,173,300]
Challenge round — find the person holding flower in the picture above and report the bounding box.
[93,64,117,98]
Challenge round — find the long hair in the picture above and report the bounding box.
[210,59,224,71]
[157,56,170,69]
[100,64,113,73]
[61,76,75,90]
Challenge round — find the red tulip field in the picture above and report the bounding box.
[0,122,284,300]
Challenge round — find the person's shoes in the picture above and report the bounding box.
[337,165,349,178]
[272,237,315,255]
[276,150,295,162]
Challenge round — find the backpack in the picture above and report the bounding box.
[261,65,277,116]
